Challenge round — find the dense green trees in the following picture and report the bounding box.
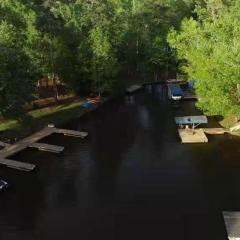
[0,0,38,118]
[6,0,238,120]
[1,0,192,119]
[168,0,240,117]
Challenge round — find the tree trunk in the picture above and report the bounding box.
[51,74,59,102]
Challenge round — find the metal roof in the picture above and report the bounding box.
[175,116,208,125]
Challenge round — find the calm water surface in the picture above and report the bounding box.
[1,85,240,240]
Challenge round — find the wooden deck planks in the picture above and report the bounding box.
[55,128,88,138]
[178,128,208,143]
[0,158,35,171]
[0,127,55,159]
[0,127,88,171]
[29,143,64,153]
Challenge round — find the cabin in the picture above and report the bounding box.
[167,84,184,101]
[37,77,68,99]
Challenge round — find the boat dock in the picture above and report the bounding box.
[29,143,64,153]
[0,127,88,171]
[178,129,208,143]
[54,128,88,138]
[223,211,240,240]
[0,158,35,172]
[175,116,229,143]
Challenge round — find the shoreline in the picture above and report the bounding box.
[0,97,111,143]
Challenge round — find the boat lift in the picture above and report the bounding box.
[175,115,208,129]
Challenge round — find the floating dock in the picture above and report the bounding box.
[29,143,64,153]
[54,128,88,138]
[0,158,35,172]
[178,129,208,143]
[223,211,240,240]
[0,127,88,171]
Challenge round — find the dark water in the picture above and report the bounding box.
[1,85,240,240]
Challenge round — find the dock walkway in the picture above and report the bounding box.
[29,143,64,153]
[0,127,88,171]
[55,128,88,138]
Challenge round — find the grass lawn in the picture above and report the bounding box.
[0,101,90,139]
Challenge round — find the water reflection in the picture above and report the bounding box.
[0,85,238,240]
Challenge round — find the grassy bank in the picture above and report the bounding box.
[0,100,98,140]
[220,116,240,136]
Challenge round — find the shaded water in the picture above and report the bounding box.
[0,85,240,239]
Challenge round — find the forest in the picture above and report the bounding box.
[0,0,239,120]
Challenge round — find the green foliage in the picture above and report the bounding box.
[0,1,37,119]
[168,0,240,116]
[0,0,197,119]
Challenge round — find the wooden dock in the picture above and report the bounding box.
[178,129,208,143]
[223,211,240,240]
[0,158,35,172]
[0,127,88,171]
[203,128,229,135]
[29,143,64,153]
[55,128,88,138]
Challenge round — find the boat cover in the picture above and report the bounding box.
[168,84,183,97]
[175,115,208,125]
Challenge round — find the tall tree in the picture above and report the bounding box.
[0,0,37,119]
[168,0,240,116]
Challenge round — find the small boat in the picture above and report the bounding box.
[0,179,8,191]
[167,84,184,101]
